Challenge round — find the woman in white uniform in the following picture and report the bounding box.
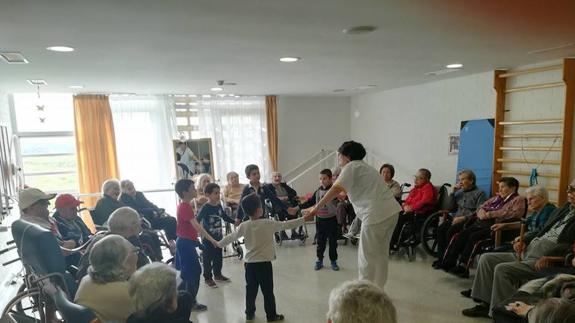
[306,141,401,288]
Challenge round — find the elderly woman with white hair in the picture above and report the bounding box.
[192,173,214,212]
[327,280,397,323]
[93,178,125,225]
[75,234,138,322]
[127,263,193,323]
[77,207,151,280]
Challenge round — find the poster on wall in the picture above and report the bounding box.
[173,139,214,180]
[448,134,460,155]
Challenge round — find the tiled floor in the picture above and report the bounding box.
[192,233,489,323]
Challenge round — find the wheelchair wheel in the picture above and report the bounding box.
[420,212,440,257]
[236,246,244,260]
[3,287,45,322]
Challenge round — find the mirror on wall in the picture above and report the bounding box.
[173,138,214,180]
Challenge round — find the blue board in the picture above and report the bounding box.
[457,119,495,197]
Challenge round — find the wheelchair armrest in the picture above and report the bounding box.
[493,222,522,247]
[544,256,566,264]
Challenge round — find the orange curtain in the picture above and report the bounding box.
[266,96,278,171]
[73,95,120,218]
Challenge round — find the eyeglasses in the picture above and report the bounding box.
[413,175,424,180]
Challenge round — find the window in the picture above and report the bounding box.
[173,96,201,139]
[12,93,79,192]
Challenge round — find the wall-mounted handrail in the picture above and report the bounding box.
[287,151,337,186]
[283,149,332,180]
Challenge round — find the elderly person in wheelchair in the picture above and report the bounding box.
[438,177,526,278]
[120,179,177,245]
[432,170,487,269]
[389,168,437,252]
[127,263,193,323]
[75,234,137,323]
[460,180,575,318]
[52,194,93,267]
[93,179,125,225]
[77,207,151,280]
[264,171,302,240]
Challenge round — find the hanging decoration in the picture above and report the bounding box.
[35,84,46,123]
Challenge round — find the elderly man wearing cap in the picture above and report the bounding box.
[19,187,76,250]
[53,194,92,248]
[462,179,575,318]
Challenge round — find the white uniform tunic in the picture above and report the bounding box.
[335,160,402,288]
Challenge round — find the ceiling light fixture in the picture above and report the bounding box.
[0,52,29,64]
[210,87,223,92]
[446,63,463,69]
[280,57,300,63]
[46,46,75,52]
[69,85,84,89]
[343,25,377,35]
[27,79,47,85]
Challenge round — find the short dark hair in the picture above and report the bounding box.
[241,193,261,217]
[418,168,432,181]
[337,141,366,161]
[245,164,259,178]
[320,169,332,178]
[498,177,519,192]
[379,164,395,178]
[175,179,194,199]
[204,182,220,195]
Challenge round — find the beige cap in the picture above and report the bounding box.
[18,188,56,210]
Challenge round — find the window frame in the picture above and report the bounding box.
[9,94,79,193]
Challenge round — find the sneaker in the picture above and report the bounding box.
[214,275,231,283]
[246,314,255,322]
[431,260,442,269]
[205,279,218,288]
[331,261,340,271]
[267,314,285,322]
[462,304,489,318]
[191,303,208,312]
[314,260,323,271]
[460,289,472,298]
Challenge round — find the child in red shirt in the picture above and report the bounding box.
[174,179,218,312]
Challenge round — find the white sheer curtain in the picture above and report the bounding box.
[109,95,178,189]
[196,96,271,182]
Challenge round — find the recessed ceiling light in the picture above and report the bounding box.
[280,57,300,63]
[69,85,84,89]
[210,87,223,92]
[343,25,377,35]
[0,52,29,64]
[46,46,75,52]
[353,85,378,90]
[202,94,211,98]
[333,89,346,93]
[446,63,463,69]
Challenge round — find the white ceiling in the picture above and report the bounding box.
[1,0,574,96]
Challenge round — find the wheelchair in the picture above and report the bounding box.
[88,208,171,263]
[264,199,308,246]
[393,183,452,261]
[439,198,528,275]
[1,219,99,323]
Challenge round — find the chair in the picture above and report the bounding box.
[52,287,99,323]
[3,220,79,322]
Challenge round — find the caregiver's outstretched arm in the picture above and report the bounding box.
[307,184,345,218]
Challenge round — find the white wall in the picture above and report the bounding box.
[351,60,570,203]
[277,96,350,193]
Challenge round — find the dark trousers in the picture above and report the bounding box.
[245,262,276,319]
[144,213,178,241]
[390,211,411,248]
[202,239,223,279]
[316,217,338,262]
[443,223,492,267]
[437,219,465,260]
